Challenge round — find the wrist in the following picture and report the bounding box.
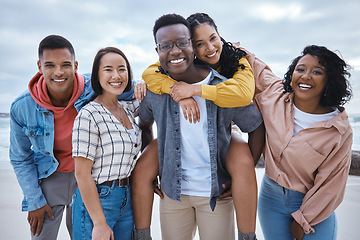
[194,85,202,97]
[92,215,107,226]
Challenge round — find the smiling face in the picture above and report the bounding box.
[155,23,194,79]
[98,52,128,97]
[192,23,223,69]
[291,54,328,112]
[37,48,78,101]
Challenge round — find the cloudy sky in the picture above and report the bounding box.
[1,0,359,114]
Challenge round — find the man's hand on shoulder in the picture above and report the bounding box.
[28,204,53,236]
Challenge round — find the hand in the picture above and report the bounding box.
[218,180,232,199]
[178,98,200,123]
[92,223,114,240]
[27,204,53,236]
[169,82,201,102]
[133,80,147,102]
[153,177,164,199]
[290,220,304,240]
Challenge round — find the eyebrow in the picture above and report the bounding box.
[194,33,217,44]
[44,61,72,64]
[103,64,126,68]
[297,64,325,71]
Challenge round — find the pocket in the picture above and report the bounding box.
[285,140,326,173]
[23,126,46,150]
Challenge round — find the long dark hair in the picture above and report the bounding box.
[283,45,352,107]
[186,13,246,78]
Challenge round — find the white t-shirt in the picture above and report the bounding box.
[180,73,212,197]
[293,104,340,135]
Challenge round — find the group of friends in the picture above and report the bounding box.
[9,12,353,240]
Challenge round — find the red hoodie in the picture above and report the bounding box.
[29,72,85,172]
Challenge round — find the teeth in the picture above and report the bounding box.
[53,79,65,82]
[110,82,122,86]
[299,83,312,89]
[207,52,216,58]
[170,58,184,64]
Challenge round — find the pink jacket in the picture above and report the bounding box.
[245,49,353,233]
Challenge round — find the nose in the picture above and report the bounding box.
[301,71,311,79]
[170,44,182,54]
[54,66,64,76]
[205,42,214,52]
[112,71,121,79]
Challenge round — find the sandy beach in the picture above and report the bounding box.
[1,167,359,240]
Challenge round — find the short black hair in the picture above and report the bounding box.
[38,35,75,59]
[283,45,352,107]
[153,13,190,43]
[91,47,133,95]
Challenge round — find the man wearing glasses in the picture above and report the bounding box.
[134,14,264,240]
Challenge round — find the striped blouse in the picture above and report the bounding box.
[72,100,141,184]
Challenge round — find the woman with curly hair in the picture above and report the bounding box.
[132,13,260,240]
[247,45,353,239]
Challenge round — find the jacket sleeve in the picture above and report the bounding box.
[242,48,283,97]
[142,62,176,95]
[291,131,352,233]
[9,106,47,212]
[201,57,254,107]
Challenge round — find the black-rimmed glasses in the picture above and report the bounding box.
[156,38,191,52]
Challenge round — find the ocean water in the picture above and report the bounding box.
[1,113,359,170]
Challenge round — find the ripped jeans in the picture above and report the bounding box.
[72,183,134,240]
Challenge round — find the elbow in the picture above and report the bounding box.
[243,97,252,106]
[242,91,253,106]
[74,168,83,182]
[74,166,89,183]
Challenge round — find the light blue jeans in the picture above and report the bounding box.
[258,174,337,240]
[72,183,134,240]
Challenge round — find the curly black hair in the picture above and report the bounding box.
[186,13,246,78]
[283,45,352,107]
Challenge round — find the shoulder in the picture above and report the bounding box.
[10,90,37,113]
[77,102,99,117]
[208,68,228,84]
[121,99,139,112]
[11,89,32,105]
[81,73,93,93]
[333,108,353,136]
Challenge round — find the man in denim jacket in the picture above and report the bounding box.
[9,35,133,240]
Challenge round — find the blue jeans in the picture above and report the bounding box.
[72,183,134,240]
[258,174,337,240]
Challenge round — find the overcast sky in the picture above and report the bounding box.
[0,0,359,114]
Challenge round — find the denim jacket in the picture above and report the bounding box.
[139,68,263,210]
[9,73,134,211]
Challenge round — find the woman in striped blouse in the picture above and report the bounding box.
[72,47,140,240]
